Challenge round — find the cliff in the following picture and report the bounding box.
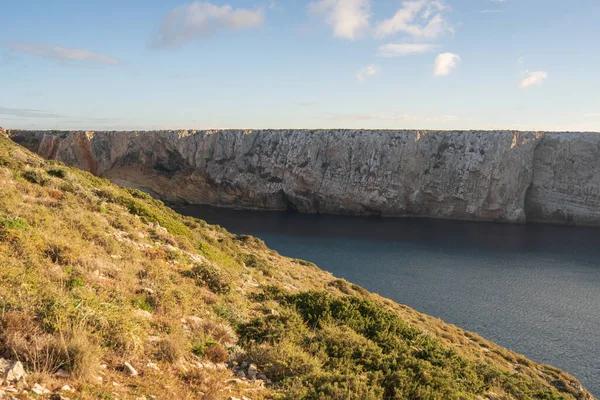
[9,129,600,225]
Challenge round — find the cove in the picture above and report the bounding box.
[174,205,600,397]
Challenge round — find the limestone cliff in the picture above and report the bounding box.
[8,129,600,225]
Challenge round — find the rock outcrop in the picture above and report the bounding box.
[8,129,600,225]
[1,359,25,384]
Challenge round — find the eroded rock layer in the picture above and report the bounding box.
[9,129,600,225]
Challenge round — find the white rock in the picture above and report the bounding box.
[31,383,50,395]
[203,362,216,370]
[123,362,138,376]
[4,361,25,382]
[146,362,159,371]
[133,309,152,319]
[61,384,76,392]
[216,362,228,370]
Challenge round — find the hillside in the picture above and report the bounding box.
[0,131,593,399]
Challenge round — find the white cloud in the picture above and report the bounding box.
[518,56,525,65]
[480,9,502,14]
[356,65,379,82]
[0,106,64,119]
[433,52,460,77]
[378,43,437,57]
[8,43,122,65]
[308,0,370,40]
[490,0,505,2]
[374,0,450,39]
[584,113,600,117]
[519,71,548,88]
[153,2,264,48]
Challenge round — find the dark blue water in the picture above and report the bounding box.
[174,205,600,396]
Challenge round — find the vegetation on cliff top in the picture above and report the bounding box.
[0,132,592,399]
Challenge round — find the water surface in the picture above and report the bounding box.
[175,205,600,396]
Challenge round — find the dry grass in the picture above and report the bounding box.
[0,313,100,381]
[156,334,188,363]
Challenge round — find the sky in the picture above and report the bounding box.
[1,0,600,131]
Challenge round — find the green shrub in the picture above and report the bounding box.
[0,156,11,167]
[239,311,308,345]
[67,276,86,290]
[350,284,369,296]
[131,295,154,312]
[213,301,248,327]
[294,259,316,268]
[300,372,384,400]
[239,253,273,276]
[59,181,77,193]
[191,340,210,357]
[238,289,516,398]
[328,279,352,294]
[248,339,322,381]
[0,217,30,230]
[22,169,49,186]
[183,263,231,294]
[47,168,67,179]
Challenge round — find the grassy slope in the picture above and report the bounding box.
[0,133,592,400]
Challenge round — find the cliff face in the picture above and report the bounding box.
[9,129,600,225]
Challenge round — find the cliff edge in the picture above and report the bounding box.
[9,129,600,225]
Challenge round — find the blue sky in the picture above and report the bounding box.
[1,0,600,131]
